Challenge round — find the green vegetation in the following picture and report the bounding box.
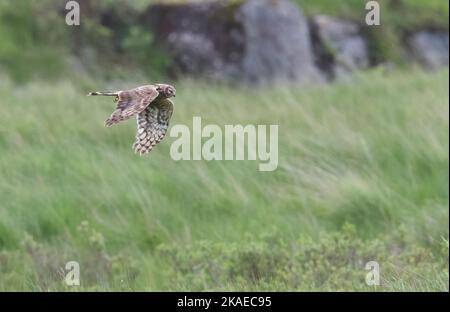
[0,1,67,82]
[0,68,448,290]
[296,0,448,23]
[0,0,170,82]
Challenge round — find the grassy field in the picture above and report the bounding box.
[0,68,448,291]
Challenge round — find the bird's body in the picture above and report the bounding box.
[88,84,176,155]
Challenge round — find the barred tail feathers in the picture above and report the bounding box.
[87,91,119,96]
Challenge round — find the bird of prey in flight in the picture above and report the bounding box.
[88,84,176,155]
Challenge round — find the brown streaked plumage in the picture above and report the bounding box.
[88,84,176,155]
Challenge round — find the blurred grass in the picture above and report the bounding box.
[0,68,448,290]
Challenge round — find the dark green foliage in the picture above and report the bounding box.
[158,224,449,291]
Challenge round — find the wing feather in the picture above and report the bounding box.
[133,99,174,155]
[105,85,159,127]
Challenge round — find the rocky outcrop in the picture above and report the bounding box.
[141,1,240,81]
[236,0,323,84]
[310,15,369,80]
[138,0,448,84]
[141,0,323,84]
[408,30,449,70]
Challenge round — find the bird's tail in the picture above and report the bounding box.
[87,91,119,96]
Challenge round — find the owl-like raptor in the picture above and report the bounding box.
[88,84,176,155]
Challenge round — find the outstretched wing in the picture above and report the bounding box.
[105,85,159,127]
[133,99,174,155]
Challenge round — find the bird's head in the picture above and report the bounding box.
[157,84,176,98]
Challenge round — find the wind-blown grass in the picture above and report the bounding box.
[0,68,448,291]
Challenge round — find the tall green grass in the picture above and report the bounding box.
[0,68,448,291]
